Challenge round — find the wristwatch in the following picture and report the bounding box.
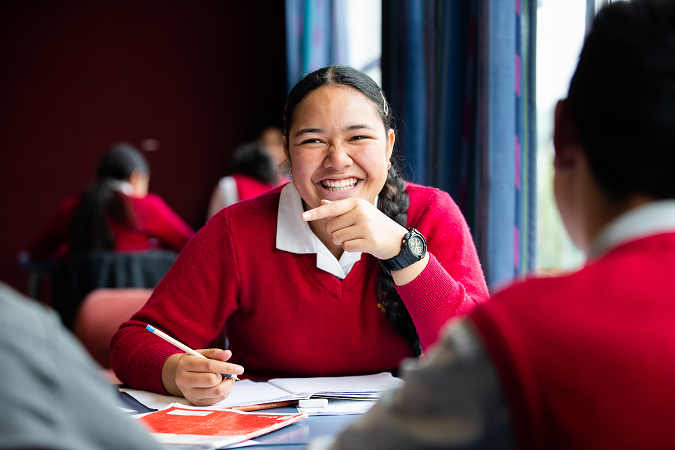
[380,228,427,271]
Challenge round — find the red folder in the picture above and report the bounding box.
[138,405,307,447]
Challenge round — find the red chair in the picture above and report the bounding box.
[73,288,153,368]
[73,288,227,369]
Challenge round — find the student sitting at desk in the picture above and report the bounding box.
[315,1,675,449]
[26,143,194,260]
[111,65,489,406]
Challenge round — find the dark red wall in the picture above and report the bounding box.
[0,1,287,293]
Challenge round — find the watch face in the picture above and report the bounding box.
[409,236,425,258]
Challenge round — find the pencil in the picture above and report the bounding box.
[145,324,239,381]
[227,400,298,412]
[227,398,329,412]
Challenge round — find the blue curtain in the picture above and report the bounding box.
[382,0,537,289]
[285,0,349,92]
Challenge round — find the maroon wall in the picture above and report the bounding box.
[0,1,287,293]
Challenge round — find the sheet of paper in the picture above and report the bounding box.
[268,372,404,398]
[123,380,309,411]
[297,398,378,415]
[120,388,192,411]
[210,379,309,409]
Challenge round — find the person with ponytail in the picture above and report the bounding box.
[26,143,194,259]
[111,66,488,406]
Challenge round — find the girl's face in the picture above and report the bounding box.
[285,85,395,211]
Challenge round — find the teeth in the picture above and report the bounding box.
[321,178,358,191]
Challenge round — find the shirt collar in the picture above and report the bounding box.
[588,200,675,258]
[276,182,364,279]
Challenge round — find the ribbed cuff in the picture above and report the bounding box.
[395,253,461,348]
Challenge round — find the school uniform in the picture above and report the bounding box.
[206,173,280,220]
[27,192,195,259]
[325,200,675,450]
[111,182,488,393]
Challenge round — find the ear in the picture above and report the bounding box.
[385,128,395,161]
[553,99,583,170]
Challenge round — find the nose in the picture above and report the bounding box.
[323,144,353,170]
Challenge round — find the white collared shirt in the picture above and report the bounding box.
[588,200,675,258]
[276,182,372,279]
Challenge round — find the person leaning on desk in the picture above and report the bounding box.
[310,1,675,449]
[111,65,489,406]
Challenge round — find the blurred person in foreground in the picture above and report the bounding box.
[26,143,194,260]
[0,281,160,450]
[310,1,675,449]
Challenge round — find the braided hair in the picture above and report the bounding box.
[284,65,421,356]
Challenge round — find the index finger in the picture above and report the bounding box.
[301,199,354,222]
[185,353,244,378]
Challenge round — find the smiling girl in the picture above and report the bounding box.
[111,66,488,406]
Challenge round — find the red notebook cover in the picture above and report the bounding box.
[138,405,307,446]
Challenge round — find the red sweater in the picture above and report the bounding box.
[470,233,675,450]
[27,193,195,259]
[232,174,277,202]
[111,183,488,393]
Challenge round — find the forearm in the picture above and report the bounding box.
[395,253,484,349]
[391,253,429,286]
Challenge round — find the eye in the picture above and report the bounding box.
[300,138,323,145]
[350,135,371,141]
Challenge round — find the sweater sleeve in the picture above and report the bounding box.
[396,189,489,350]
[110,210,239,394]
[133,194,195,251]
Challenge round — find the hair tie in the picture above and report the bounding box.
[380,92,389,117]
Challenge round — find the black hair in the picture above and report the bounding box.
[567,0,675,200]
[229,141,279,185]
[69,143,149,254]
[252,114,284,141]
[283,65,421,357]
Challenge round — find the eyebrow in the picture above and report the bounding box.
[294,128,324,138]
[294,124,375,138]
[345,124,375,131]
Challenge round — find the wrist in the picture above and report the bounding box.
[161,353,183,397]
[380,228,428,272]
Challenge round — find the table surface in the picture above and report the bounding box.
[252,407,358,449]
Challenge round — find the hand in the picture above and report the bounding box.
[302,198,407,260]
[162,349,244,406]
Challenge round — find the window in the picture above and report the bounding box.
[536,0,586,272]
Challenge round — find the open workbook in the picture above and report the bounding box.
[122,372,404,413]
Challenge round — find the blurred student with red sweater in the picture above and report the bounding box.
[312,1,675,449]
[206,140,286,220]
[206,118,290,220]
[26,143,194,260]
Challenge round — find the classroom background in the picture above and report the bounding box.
[0,0,609,297]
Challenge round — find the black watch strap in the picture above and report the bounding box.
[380,228,427,271]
